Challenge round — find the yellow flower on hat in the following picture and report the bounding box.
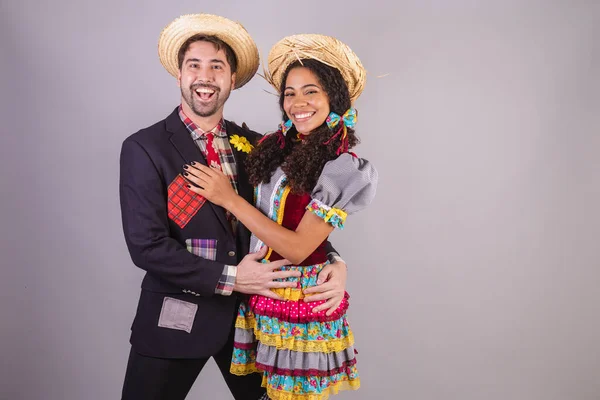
[230,134,254,153]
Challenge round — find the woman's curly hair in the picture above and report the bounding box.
[245,59,359,194]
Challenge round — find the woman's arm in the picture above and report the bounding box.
[228,195,333,264]
[184,163,333,264]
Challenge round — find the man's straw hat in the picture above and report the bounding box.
[158,14,259,88]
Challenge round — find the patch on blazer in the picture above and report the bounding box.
[167,174,206,228]
[185,238,218,261]
[157,296,198,333]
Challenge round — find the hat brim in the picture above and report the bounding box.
[158,14,259,89]
[265,34,366,103]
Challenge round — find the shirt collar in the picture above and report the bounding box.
[178,105,227,140]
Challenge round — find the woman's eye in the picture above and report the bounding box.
[306,90,317,95]
[284,92,294,97]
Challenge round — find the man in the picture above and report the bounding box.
[119,14,347,400]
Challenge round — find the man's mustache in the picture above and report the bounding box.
[190,83,220,92]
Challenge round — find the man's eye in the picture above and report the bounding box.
[212,65,222,70]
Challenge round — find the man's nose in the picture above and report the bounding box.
[195,66,214,83]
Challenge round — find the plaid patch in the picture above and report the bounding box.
[167,174,206,228]
[185,238,218,261]
[216,264,237,296]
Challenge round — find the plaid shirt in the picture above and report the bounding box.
[179,106,239,193]
[179,106,238,296]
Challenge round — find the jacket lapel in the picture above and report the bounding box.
[225,120,254,205]
[166,108,231,234]
[225,120,255,251]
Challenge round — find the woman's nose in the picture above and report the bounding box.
[292,96,308,107]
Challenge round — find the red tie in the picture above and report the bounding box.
[205,132,221,170]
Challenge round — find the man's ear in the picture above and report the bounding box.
[231,72,237,90]
[177,70,182,88]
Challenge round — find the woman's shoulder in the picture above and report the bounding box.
[310,152,378,215]
[320,153,378,184]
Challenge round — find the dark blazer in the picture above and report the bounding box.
[119,107,258,358]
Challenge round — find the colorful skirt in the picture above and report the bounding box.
[230,261,360,400]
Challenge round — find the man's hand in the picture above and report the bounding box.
[234,247,300,300]
[303,260,347,316]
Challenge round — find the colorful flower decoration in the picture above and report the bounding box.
[230,134,254,153]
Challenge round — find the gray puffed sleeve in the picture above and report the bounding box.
[306,153,378,229]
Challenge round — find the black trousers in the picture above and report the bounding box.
[121,329,265,400]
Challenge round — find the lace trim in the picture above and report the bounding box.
[255,358,357,377]
[306,199,347,229]
[230,358,357,379]
[235,315,354,353]
[266,183,291,260]
[230,362,261,376]
[263,376,360,400]
[270,287,305,301]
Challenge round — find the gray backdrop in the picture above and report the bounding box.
[1,0,599,399]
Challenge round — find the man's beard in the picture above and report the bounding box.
[182,83,231,117]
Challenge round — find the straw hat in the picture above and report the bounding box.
[158,14,259,88]
[265,34,366,103]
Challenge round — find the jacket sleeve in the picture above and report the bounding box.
[119,138,225,296]
[324,241,340,260]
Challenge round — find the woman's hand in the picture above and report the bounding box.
[303,260,347,316]
[184,162,237,208]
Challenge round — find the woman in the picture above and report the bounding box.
[185,34,377,400]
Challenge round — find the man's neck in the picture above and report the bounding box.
[181,102,224,132]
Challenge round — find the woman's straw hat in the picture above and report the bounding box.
[265,34,366,102]
[158,14,259,88]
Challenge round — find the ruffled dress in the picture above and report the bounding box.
[230,153,378,400]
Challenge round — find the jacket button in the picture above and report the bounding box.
[228,251,236,257]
